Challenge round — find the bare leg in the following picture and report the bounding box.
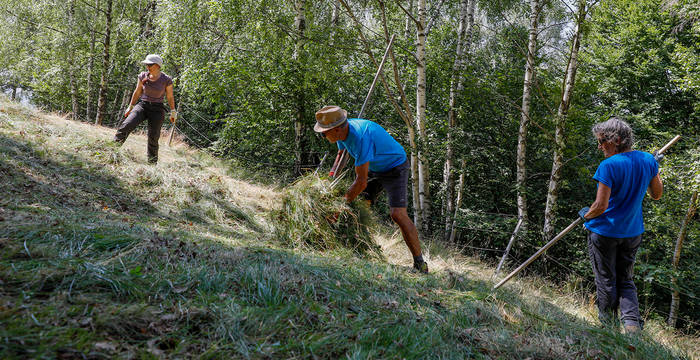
[390,207,421,257]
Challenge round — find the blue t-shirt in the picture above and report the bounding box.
[584,151,658,238]
[337,119,407,173]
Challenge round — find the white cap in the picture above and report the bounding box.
[141,54,163,66]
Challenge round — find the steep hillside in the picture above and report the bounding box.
[0,97,697,359]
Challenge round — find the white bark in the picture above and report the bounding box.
[86,0,98,121]
[444,0,473,241]
[515,0,542,234]
[293,0,307,175]
[68,0,79,121]
[543,0,586,241]
[416,0,431,231]
[449,159,467,243]
[95,0,112,125]
[668,191,698,327]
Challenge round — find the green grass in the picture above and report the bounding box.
[0,97,696,359]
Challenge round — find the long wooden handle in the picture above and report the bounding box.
[493,218,583,290]
[657,135,681,155]
[331,35,396,180]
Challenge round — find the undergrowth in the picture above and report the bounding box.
[0,97,696,359]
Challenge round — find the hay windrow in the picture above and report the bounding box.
[272,175,382,258]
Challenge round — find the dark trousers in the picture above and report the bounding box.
[114,102,165,163]
[587,231,643,328]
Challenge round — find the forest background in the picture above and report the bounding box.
[1,0,698,333]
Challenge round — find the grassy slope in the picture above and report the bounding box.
[0,97,697,359]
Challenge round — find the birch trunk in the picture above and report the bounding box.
[68,0,79,121]
[668,191,698,327]
[416,0,431,232]
[293,0,307,176]
[543,0,586,241]
[449,159,467,243]
[444,0,473,241]
[95,0,112,125]
[86,0,99,121]
[516,0,542,235]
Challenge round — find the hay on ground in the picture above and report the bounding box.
[273,174,382,257]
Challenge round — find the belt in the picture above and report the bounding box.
[140,100,164,106]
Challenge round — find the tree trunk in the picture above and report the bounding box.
[405,0,414,39]
[95,0,112,125]
[68,0,79,121]
[293,0,308,176]
[449,158,467,243]
[444,0,473,241]
[11,86,17,101]
[515,0,542,236]
[668,191,698,328]
[416,0,431,232]
[543,0,586,241]
[86,0,99,122]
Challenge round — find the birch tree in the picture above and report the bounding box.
[668,191,698,327]
[542,0,588,241]
[443,0,475,241]
[515,0,543,236]
[95,0,112,125]
[86,0,99,122]
[293,0,308,176]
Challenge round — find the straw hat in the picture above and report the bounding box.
[314,106,348,132]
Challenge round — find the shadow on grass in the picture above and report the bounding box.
[0,130,687,359]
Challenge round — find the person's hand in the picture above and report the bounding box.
[170,110,177,124]
[653,150,664,164]
[326,211,340,224]
[124,105,133,118]
[141,73,152,86]
[578,206,590,221]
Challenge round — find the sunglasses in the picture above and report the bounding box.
[597,137,607,145]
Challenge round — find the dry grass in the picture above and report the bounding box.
[1,96,698,359]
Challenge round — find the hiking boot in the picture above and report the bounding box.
[413,261,428,274]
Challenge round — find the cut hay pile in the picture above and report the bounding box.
[273,175,383,258]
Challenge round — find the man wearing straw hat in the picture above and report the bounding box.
[315,105,428,273]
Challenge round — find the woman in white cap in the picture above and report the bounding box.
[113,54,176,164]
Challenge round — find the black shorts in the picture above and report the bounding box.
[361,160,409,208]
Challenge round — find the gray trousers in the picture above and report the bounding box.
[587,231,643,328]
[114,101,165,163]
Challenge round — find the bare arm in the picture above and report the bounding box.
[165,84,176,122]
[648,174,663,200]
[124,78,144,118]
[345,162,369,202]
[584,182,611,219]
[165,84,175,110]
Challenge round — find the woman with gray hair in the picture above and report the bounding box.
[578,117,663,333]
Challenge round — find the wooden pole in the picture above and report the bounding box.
[331,35,396,179]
